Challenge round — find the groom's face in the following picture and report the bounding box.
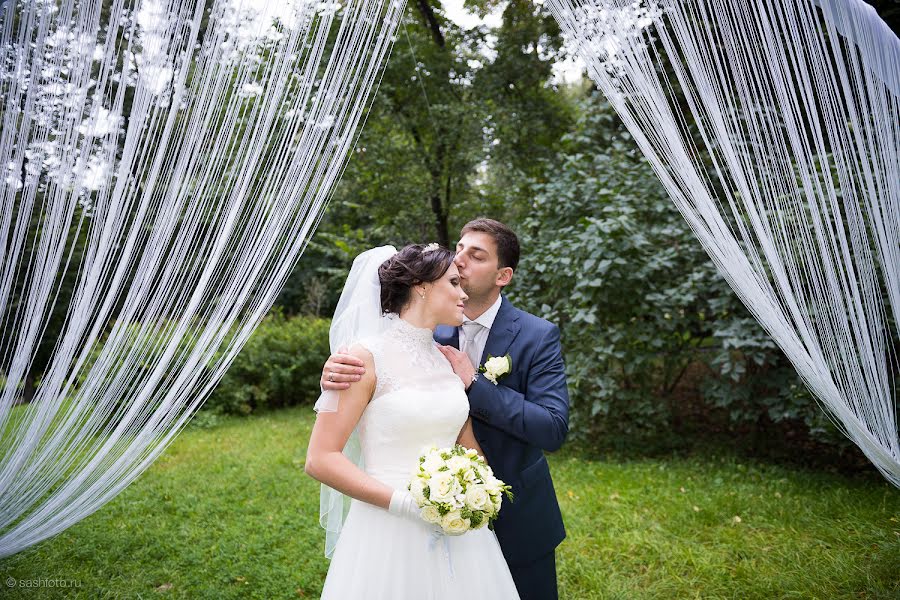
[454,232,507,300]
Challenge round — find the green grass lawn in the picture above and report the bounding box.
[1,406,897,599]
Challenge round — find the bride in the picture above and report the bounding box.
[304,243,520,598]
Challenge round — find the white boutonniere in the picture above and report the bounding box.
[479,354,512,385]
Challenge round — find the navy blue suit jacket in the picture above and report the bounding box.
[435,295,569,566]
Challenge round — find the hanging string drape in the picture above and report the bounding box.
[546,0,899,485]
[0,0,405,558]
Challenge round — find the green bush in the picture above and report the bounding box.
[203,311,330,415]
[510,92,851,451]
[74,320,206,426]
[70,312,330,420]
[698,313,841,445]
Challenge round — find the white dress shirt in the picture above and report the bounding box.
[459,294,503,367]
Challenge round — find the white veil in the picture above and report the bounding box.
[313,245,398,558]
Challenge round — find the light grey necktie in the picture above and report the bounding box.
[460,320,483,367]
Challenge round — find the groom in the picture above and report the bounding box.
[320,218,569,600]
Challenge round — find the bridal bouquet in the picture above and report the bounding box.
[408,444,513,535]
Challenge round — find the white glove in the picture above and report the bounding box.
[390,489,449,565]
[389,489,446,539]
[388,489,423,523]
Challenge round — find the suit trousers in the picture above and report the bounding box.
[508,550,557,600]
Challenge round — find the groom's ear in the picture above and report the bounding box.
[496,267,514,287]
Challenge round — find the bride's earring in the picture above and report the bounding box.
[418,287,426,300]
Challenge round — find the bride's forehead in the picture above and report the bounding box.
[439,263,460,279]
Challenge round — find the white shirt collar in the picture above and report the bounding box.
[464,294,503,331]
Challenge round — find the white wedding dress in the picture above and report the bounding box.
[319,317,520,599]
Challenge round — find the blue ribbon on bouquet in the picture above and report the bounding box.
[428,528,454,580]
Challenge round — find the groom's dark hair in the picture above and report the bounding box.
[460,218,520,270]
[378,244,455,314]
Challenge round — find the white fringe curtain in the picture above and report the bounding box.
[0,0,404,557]
[546,0,900,485]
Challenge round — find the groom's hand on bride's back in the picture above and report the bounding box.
[320,347,367,391]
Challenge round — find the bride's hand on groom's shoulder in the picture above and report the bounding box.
[437,345,477,390]
[321,346,367,391]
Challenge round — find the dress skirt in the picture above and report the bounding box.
[320,499,520,599]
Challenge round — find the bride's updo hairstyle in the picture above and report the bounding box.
[379,244,455,315]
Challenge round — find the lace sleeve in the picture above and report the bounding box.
[353,336,397,400]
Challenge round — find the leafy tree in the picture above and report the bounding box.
[472,0,575,221]
[511,91,850,452]
[279,0,579,315]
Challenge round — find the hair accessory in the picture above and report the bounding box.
[421,242,440,254]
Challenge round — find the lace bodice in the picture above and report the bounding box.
[354,317,469,488]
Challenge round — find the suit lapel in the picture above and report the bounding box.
[480,296,520,365]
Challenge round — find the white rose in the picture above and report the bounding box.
[464,486,491,511]
[441,510,470,535]
[409,477,427,505]
[421,453,444,474]
[484,474,503,495]
[420,505,442,524]
[484,355,510,375]
[429,471,461,503]
[446,455,470,474]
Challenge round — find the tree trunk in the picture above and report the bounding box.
[415,0,445,48]
[429,140,450,247]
